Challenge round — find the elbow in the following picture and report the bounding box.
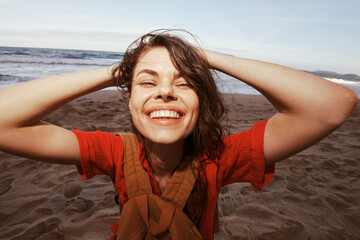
[326,87,358,127]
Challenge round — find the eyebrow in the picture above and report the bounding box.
[136,69,182,79]
[136,69,158,77]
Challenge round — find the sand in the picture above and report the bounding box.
[0,90,359,240]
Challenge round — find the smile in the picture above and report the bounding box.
[148,110,182,119]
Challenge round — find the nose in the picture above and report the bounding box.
[154,83,177,102]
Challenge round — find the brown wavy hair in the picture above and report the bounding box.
[112,29,226,226]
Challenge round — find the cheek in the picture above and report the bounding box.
[129,99,140,119]
[187,94,200,127]
[191,94,200,114]
[128,99,132,113]
[128,88,142,115]
[128,97,136,117]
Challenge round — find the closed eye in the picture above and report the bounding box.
[175,81,193,89]
[140,81,156,87]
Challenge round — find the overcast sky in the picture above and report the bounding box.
[0,0,359,75]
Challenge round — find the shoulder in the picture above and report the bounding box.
[72,129,122,141]
[221,119,269,150]
[73,130,130,179]
[71,129,126,153]
[214,120,274,188]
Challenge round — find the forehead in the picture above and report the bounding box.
[134,47,177,74]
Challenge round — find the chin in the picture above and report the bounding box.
[147,135,184,145]
[139,129,188,145]
[133,121,194,146]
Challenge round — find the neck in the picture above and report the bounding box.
[145,140,184,178]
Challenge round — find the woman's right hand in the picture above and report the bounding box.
[0,67,115,164]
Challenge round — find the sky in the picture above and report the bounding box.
[0,0,359,75]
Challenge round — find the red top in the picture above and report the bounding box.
[72,119,274,240]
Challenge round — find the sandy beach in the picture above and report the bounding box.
[0,90,359,239]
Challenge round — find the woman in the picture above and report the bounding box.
[0,30,357,239]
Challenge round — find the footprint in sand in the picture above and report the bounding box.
[65,197,94,213]
[343,158,359,167]
[11,217,64,240]
[218,194,243,217]
[219,205,306,240]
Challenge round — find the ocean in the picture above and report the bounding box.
[1,46,359,97]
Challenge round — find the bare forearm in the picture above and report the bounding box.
[0,67,114,128]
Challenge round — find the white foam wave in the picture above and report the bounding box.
[325,78,360,86]
[0,55,114,66]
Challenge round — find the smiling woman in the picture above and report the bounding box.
[0,29,357,240]
[114,31,225,162]
[129,47,200,146]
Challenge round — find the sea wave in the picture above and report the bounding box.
[0,47,124,60]
[1,50,31,56]
[0,59,111,67]
[0,74,33,88]
[0,47,359,97]
[62,52,123,60]
[325,78,360,86]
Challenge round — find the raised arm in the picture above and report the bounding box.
[0,67,115,164]
[203,49,358,165]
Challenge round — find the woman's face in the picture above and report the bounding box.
[129,47,199,145]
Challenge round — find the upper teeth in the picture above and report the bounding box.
[149,110,181,119]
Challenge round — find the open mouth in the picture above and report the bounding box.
[148,110,183,119]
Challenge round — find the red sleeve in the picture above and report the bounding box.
[71,130,124,180]
[218,120,274,190]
